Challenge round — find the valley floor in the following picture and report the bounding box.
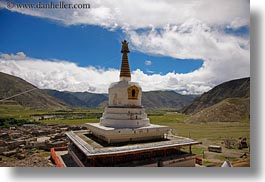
[0,105,250,167]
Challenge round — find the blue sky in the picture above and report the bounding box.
[0,0,249,94]
[0,9,203,75]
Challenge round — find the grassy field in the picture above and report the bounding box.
[0,104,250,166]
[0,104,250,141]
[0,104,102,124]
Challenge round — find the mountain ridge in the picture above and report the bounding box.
[185,97,250,123]
[43,89,196,109]
[0,72,67,109]
[181,77,250,114]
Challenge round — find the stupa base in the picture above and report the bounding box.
[85,123,170,144]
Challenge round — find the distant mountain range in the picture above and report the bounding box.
[0,71,250,123]
[0,72,196,110]
[43,90,108,108]
[43,89,196,109]
[0,72,66,109]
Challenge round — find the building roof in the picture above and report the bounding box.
[66,130,201,157]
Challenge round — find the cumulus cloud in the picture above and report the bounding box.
[0,52,119,93]
[0,0,250,29]
[0,52,26,60]
[0,0,250,94]
[127,22,250,86]
[0,52,213,94]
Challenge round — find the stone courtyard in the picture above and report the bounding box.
[0,123,86,166]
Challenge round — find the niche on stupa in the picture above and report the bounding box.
[128,85,139,100]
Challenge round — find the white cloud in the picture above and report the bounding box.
[145,60,152,66]
[0,0,250,29]
[0,52,118,93]
[0,52,213,94]
[127,22,250,86]
[0,52,26,60]
[0,0,250,94]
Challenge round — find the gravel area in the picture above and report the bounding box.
[0,149,55,167]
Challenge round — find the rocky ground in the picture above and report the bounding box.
[193,138,250,167]
[0,149,55,167]
[0,123,86,167]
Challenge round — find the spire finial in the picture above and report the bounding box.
[121,40,130,53]
[120,40,131,81]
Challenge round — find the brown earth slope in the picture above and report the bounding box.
[182,77,250,114]
[185,98,250,123]
[0,72,67,109]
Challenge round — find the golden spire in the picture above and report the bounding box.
[120,40,131,80]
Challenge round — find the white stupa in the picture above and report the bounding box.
[86,40,169,144]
